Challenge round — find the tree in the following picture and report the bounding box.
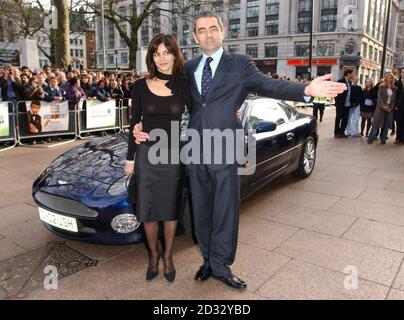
[0,0,86,66]
[54,0,71,68]
[79,0,209,69]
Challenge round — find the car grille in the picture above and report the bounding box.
[34,190,99,218]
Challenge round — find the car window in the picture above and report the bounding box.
[246,99,291,130]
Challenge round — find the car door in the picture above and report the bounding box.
[245,99,296,186]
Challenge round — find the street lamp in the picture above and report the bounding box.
[115,50,118,71]
[308,0,314,80]
[380,0,393,78]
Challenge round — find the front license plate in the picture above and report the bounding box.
[39,207,78,233]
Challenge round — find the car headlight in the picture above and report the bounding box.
[107,175,130,196]
[111,214,141,233]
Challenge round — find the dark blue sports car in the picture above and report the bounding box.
[32,97,318,245]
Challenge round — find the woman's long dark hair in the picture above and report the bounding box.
[146,34,184,79]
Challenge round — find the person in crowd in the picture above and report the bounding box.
[360,79,378,137]
[80,74,93,98]
[334,68,354,138]
[0,64,24,111]
[28,77,46,101]
[44,77,65,102]
[94,79,111,102]
[312,95,327,122]
[394,68,404,143]
[368,73,397,145]
[346,76,363,137]
[109,79,124,100]
[64,77,86,110]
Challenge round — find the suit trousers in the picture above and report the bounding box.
[187,163,240,277]
[334,106,350,135]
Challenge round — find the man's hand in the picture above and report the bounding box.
[133,122,149,144]
[304,74,347,98]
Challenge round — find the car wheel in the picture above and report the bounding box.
[293,136,316,178]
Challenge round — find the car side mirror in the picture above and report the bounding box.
[253,121,277,134]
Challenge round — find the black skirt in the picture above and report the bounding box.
[132,143,184,223]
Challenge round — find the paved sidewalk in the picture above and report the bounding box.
[1,107,404,300]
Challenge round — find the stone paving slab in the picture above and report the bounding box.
[274,229,403,287]
[256,259,389,300]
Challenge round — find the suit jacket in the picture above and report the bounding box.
[0,76,23,101]
[184,51,307,170]
[334,78,351,109]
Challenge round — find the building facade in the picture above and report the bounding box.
[395,0,404,70]
[95,0,399,83]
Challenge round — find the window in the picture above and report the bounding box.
[247,100,291,130]
[322,0,338,9]
[228,45,240,54]
[246,45,258,58]
[266,20,278,35]
[229,3,240,20]
[317,40,335,56]
[297,0,312,34]
[192,47,200,58]
[265,43,278,57]
[247,0,259,18]
[108,54,114,65]
[362,43,368,58]
[295,41,310,57]
[107,22,115,49]
[246,22,259,37]
[121,52,128,64]
[321,14,337,32]
[266,0,280,16]
[229,24,240,38]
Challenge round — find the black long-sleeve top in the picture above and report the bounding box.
[126,78,191,161]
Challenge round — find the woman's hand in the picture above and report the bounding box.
[124,163,135,176]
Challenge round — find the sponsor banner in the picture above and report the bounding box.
[86,100,116,129]
[0,102,10,137]
[26,101,69,134]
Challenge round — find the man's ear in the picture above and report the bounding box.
[192,32,199,45]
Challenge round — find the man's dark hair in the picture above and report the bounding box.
[343,68,354,77]
[69,77,79,86]
[272,73,279,79]
[194,10,225,32]
[30,100,41,108]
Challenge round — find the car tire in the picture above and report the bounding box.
[292,136,316,179]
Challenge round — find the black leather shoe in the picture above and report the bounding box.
[212,272,247,290]
[146,254,160,281]
[164,268,176,282]
[194,265,212,281]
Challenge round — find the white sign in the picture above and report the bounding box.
[86,100,116,129]
[0,102,10,137]
[26,101,69,134]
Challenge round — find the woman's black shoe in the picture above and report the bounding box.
[164,268,176,282]
[163,256,176,282]
[146,254,160,281]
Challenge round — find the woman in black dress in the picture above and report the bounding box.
[125,34,190,282]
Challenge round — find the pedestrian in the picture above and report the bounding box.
[368,73,397,145]
[346,76,362,137]
[334,68,354,138]
[360,79,377,137]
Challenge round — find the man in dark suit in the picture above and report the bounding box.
[134,11,346,289]
[334,68,355,138]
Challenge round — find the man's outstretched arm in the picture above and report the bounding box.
[241,58,346,101]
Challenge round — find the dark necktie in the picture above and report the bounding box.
[201,57,213,99]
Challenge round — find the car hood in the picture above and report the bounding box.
[39,133,130,186]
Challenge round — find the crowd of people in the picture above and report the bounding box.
[0,63,145,145]
[333,68,404,145]
[0,63,142,112]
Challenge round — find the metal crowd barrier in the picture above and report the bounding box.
[0,102,18,153]
[1,98,136,151]
[120,98,132,132]
[16,101,77,148]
